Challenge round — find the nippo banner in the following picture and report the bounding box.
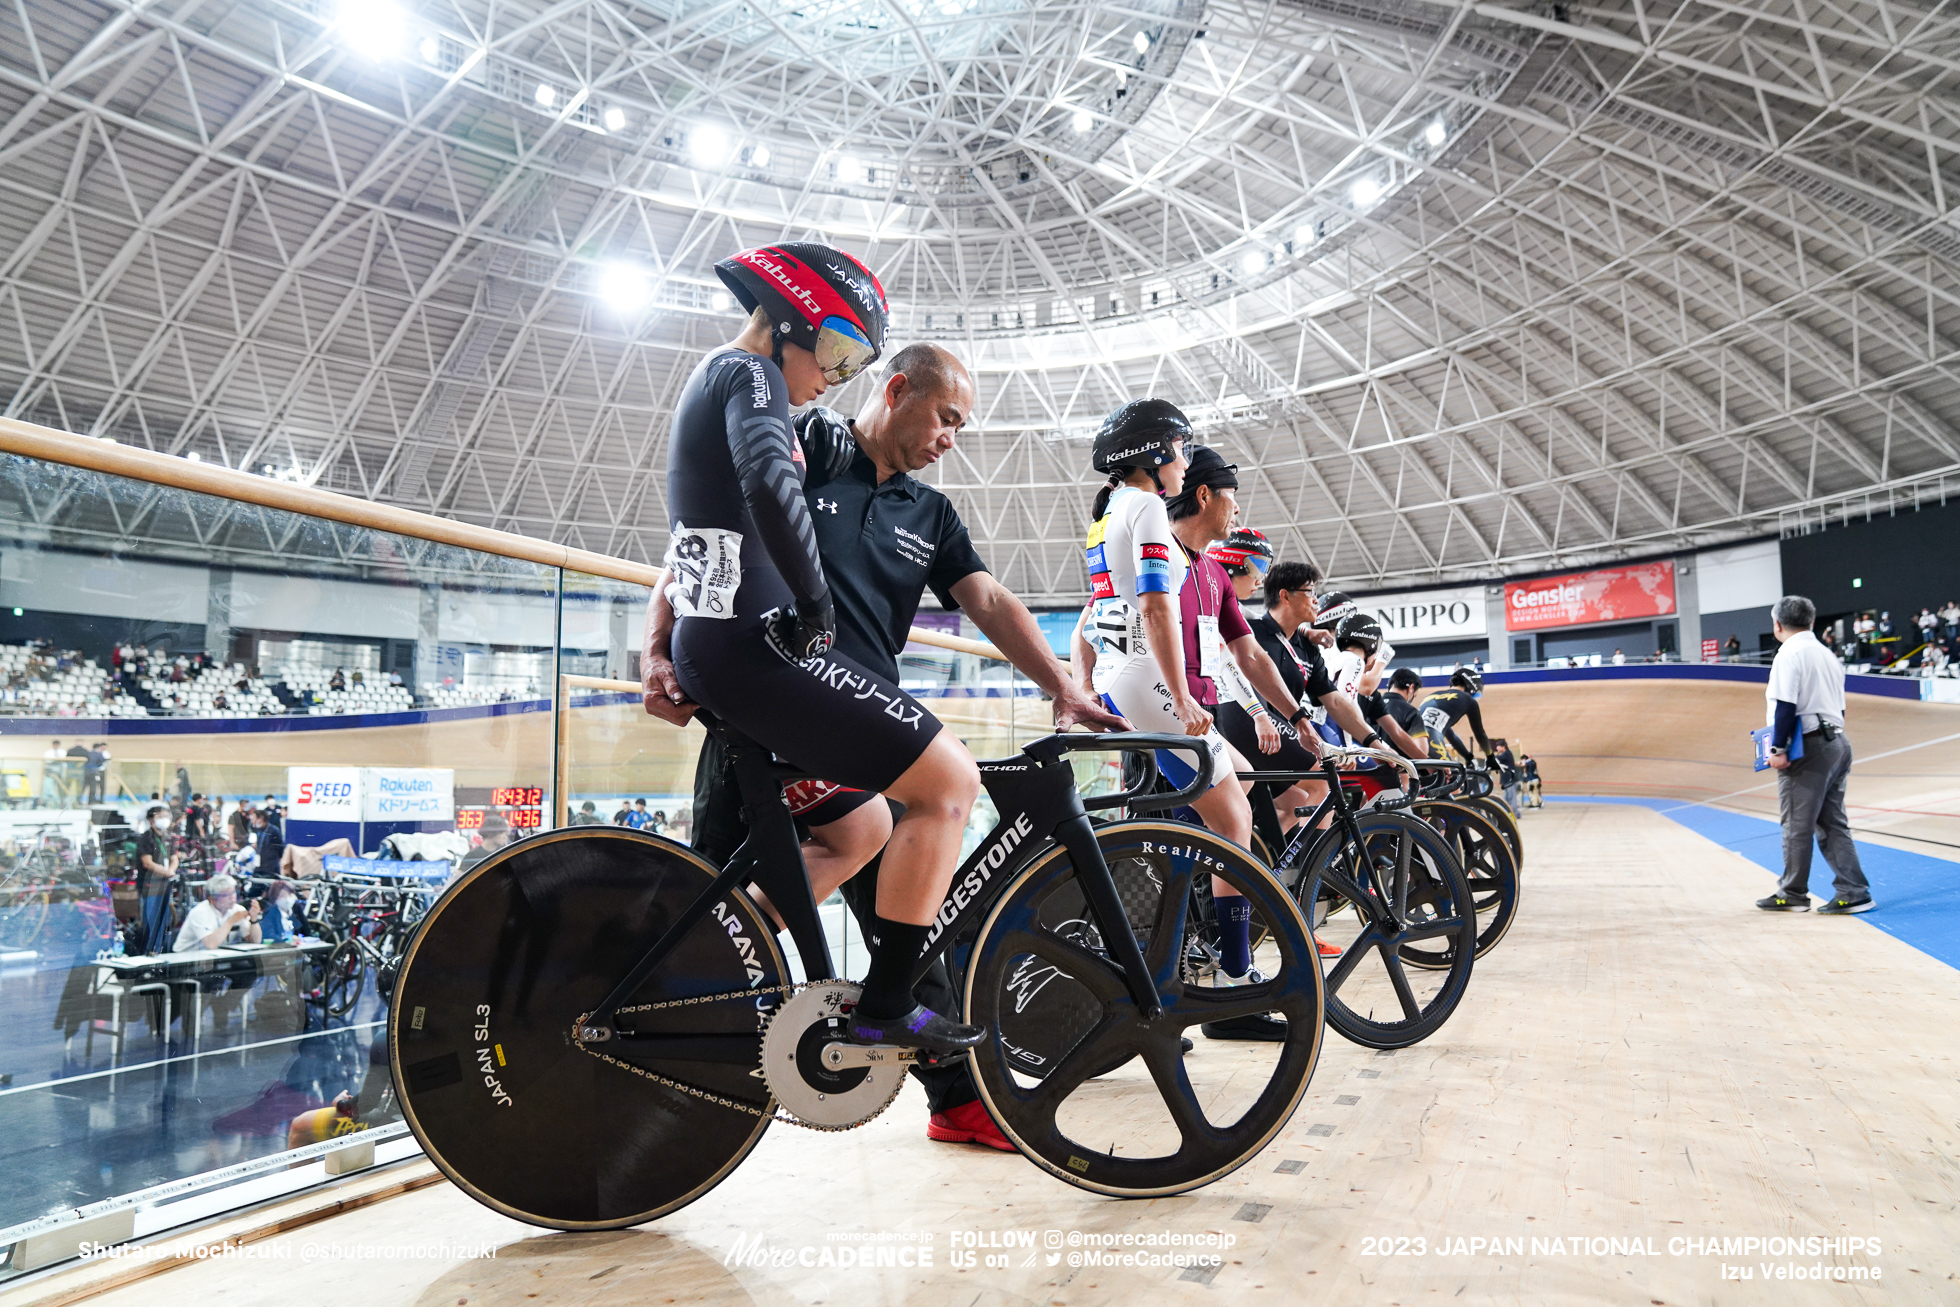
[1505,561,1676,631]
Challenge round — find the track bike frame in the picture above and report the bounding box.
[574,715,1215,1052]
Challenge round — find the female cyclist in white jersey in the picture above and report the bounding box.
[1076,400,1274,1002]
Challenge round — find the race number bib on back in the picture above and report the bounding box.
[1420,704,1450,732]
[664,523,743,619]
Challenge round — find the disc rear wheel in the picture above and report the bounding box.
[390,828,787,1230]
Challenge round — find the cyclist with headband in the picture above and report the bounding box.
[663,241,984,1055]
[1069,401,1281,1022]
[1420,667,1493,762]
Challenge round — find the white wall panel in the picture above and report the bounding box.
[1695,541,1783,616]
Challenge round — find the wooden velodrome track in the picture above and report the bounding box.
[16,674,1960,1307]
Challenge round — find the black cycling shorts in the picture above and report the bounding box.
[1213,702,1322,777]
[674,616,943,795]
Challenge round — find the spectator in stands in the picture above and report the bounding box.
[647,809,667,836]
[1611,648,1625,665]
[1724,634,1742,662]
[1916,608,1940,646]
[168,660,186,685]
[627,799,651,830]
[571,800,602,826]
[350,669,364,685]
[83,741,110,803]
[611,800,632,826]
[1942,600,1960,640]
[212,689,227,711]
[135,805,179,955]
[328,667,346,692]
[387,669,404,688]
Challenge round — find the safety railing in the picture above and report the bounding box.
[0,416,1043,1278]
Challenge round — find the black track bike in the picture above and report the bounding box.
[1237,746,1478,1050]
[389,717,1324,1230]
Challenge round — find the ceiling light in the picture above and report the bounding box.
[599,263,652,312]
[690,122,728,168]
[186,451,201,463]
[1240,249,1265,275]
[1425,119,1447,147]
[838,154,859,181]
[534,83,556,108]
[750,143,771,167]
[1071,108,1093,133]
[1133,31,1150,54]
[711,291,732,312]
[1294,222,1317,249]
[603,106,625,133]
[339,0,405,60]
[1350,176,1381,207]
[417,36,439,63]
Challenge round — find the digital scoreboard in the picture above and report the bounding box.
[457,785,546,831]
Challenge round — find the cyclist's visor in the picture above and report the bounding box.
[815,316,879,384]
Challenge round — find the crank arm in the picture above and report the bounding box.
[820,1042,924,1069]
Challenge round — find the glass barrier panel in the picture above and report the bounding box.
[0,452,558,1239]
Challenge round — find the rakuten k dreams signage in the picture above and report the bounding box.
[1354,586,1487,641]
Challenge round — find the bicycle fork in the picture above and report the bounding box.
[1053,815,1164,1020]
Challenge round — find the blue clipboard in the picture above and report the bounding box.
[1751,726,1803,771]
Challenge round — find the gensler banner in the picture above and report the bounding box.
[1354,586,1487,641]
[1505,561,1675,631]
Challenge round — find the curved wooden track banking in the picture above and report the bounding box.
[1481,676,1960,855]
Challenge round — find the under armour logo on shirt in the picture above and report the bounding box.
[816,498,838,513]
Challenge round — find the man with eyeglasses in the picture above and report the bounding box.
[174,872,263,1033]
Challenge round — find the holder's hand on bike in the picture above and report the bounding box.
[1051,683,1129,733]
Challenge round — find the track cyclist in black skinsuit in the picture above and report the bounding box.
[1419,667,1493,763]
[665,242,984,1055]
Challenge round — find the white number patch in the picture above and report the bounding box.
[1420,704,1450,732]
[664,523,743,619]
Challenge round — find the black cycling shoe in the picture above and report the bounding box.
[1201,1014,1289,1042]
[848,1005,986,1053]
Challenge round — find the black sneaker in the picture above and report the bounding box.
[847,1005,985,1053]
[1755,893,1809,912]
[1816,895,1875,915]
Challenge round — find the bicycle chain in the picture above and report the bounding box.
[570,980,893,1131]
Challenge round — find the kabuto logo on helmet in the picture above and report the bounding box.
[740,249,828,320]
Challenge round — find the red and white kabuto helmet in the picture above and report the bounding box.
[714,242,890,383]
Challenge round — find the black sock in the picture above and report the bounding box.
[857,915,930,1018]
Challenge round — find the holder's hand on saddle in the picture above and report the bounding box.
[1052,683,1129,733]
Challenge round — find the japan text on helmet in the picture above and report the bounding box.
[714,243,890,383]
[1336,614,1383,657]
[1206,527,1275,577]
[1312,591,1357,630]
[1451,667,1484,694]
[1092,398,1193,474]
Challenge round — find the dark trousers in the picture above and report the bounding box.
[139,892,173,956]
[1776,729,1870,900]
[691,736,979,1114]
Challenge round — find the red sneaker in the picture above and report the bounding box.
[927,1099,1016,1152]
[1316,936,1342,958]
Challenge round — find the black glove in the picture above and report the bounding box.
[792,406,859,484]
[763,596,836,665]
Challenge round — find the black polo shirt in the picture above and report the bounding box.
[1247,612,1337,705]
[805,446,988,681]
[1365,689,1424,736]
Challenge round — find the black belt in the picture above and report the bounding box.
[1803,723,1842,739]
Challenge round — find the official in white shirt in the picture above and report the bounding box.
[1758,595,1873,914]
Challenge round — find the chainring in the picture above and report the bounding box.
[759,979,906,1130]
